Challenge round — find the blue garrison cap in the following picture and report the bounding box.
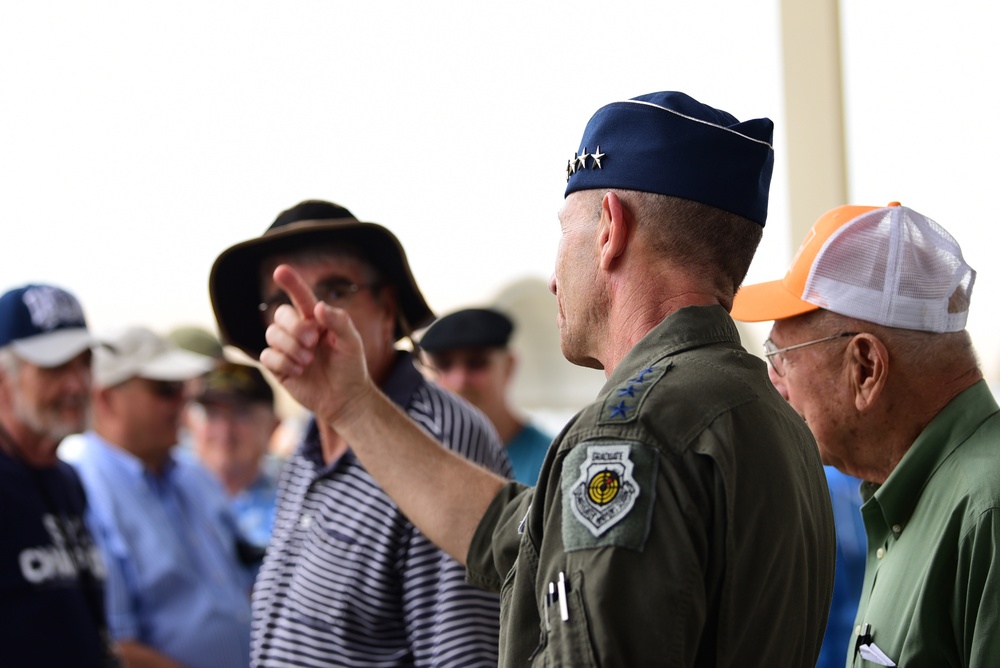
[564,91,775,226]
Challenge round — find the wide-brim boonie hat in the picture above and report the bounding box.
[210,201,433,357]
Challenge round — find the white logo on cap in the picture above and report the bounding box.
[22,286,84,331]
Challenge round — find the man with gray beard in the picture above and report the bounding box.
[0,283,116,667]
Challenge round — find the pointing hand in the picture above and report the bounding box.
[259,264,374,424]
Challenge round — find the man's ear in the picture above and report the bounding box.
[502,350,516,383]
[92,385,110,413]
[599,192,630,271]
[849,334,889,411]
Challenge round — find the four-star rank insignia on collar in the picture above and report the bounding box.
[599,360,672,425]
[566,145,606,182]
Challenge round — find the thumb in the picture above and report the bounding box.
[313,302,369,380]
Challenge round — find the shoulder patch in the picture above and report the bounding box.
[599,361,673,425]
[561,441,658,552]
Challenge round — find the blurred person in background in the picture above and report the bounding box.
[165,324,224,453]
[72,325,252,668]
[0,283,117,667]
[188,360,281,551]
[419,307,551,485]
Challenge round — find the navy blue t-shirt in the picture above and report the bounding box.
[0,449,111,667]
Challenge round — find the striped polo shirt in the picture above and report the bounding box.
[251,352,511,667]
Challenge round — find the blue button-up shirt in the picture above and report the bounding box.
[230,469,278,549]
[73,431,253,668]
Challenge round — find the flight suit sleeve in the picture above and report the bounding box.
[466,482,534,593]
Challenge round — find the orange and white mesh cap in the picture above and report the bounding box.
[731,203,976,332]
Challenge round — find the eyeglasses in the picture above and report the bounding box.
[258,277,380,322]
[763,332,859,377]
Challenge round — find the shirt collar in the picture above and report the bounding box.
[84,430,178,483]
[601,304,741,395]
[868,380,1000,526]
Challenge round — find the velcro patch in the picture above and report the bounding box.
[561,441,658,552]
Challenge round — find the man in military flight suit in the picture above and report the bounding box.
[257,91,836,667]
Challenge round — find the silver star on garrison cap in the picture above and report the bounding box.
[590,145,605,169]
[576,147,589,171]
[566,152,579,181]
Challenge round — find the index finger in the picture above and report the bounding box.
[273,264,318,319]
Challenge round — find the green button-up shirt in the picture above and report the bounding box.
[467,305,836,667]
[849,380,1000,667]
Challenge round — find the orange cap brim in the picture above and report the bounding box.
[731,278,819,322]
[732,203,900,323]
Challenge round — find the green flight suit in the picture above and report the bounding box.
[467,305,836,667]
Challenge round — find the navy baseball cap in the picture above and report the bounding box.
[565,91,775,226]
[419,308,514,353]
[0,284,99,367]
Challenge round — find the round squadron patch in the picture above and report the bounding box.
[569,444,639,537]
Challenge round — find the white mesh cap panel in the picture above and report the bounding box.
[802,207,975,332]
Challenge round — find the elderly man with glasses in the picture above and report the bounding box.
[732,202,1000,668]
[764,332,868,668]
[210,199,511,668]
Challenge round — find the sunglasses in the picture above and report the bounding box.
[423,352,496,374]
[143,379,187,399]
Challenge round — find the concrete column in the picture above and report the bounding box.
[779,0,849,243]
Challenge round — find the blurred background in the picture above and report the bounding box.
[3,1,998,431]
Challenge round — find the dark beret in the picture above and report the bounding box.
[418,308,514,353]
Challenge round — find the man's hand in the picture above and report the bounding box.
[258,263,507,564]
[259,264,375,425]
